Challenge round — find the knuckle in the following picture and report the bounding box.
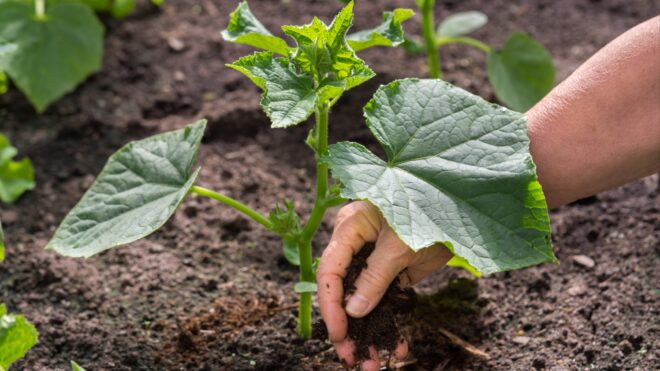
[357,268,391,296]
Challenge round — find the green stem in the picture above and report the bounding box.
[297,101,330,339]
[420,0,441,78]
[35,0,45,19]
[436,36,492,53]
[190,186,273,230]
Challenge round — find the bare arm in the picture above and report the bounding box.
[528,16,660,208]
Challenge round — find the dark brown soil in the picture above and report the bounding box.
[1,0,658,370]
[313,243,416,362]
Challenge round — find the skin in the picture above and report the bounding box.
[317,16,660,370]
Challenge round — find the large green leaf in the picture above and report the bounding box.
[46,120,206,258]
[326,79,555,274]
[0,1,103,112]
[347,8,414,52]
[487,33,555,112]
[0,304,39,371]
[221,1,290,56]
[228,52,316,128]
[0,134,35,204]
[436,11,487,37]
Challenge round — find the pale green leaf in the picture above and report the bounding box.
[0,134,35,204]
[46,120,207,258]
[487,33,555,112]
[228,52,316,128]
[71,360,87,371]
[326,79,555,274]
[294,281,318,293]
[283,238,299,266]
[347,8,414,52]
[0,305,39,370]
[0,2,103,112]
[437,11,487,37]
[221,1,290,56]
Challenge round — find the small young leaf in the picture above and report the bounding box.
[0,221,4,263]
[111,0,135,19]
[0,134,35,204]
[0,305,39,370]
[0,72,6,95]
[437,11,488,37]
[326,79,555,275]
[294,281,318,293]
[347,8,415,52]
[228,52,316,128]
[221,1,290,56]
[0,1,103,112]
[71,360,87,371]
[46,120,207,258]
[283,238,300,266]
[487,33,555,112]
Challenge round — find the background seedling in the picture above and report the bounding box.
[0,134,34,204]
[45,1,555,341]
[411,0,555,111]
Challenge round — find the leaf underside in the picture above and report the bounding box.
[0,304,39,371]
[0,2,104,112]
[326,79,555,275]
[0,133,35,204]
[487,33,555,112]
[46,120,207,258]
[437,11,488,37]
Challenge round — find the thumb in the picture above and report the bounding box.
[345,229,412,318]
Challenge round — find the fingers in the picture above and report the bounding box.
[333,338,355,368]
[394,338,409,360]
[346,227,414,318]
[399,245,454,288]
[317,202,382,342]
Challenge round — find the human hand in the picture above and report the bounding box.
[317,201,453,370]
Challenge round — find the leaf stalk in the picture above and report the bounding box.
[35,0,46,19]
[420,0,441,78]
[190,186,274,230]
[436,36,492,53]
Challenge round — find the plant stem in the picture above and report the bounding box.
[35,0,45,19]
[297,101,330,339]
[420,0,441,78]
[436,36,492,54]
[190,186,273,230]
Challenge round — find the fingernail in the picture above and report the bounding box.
[346,294,369,316]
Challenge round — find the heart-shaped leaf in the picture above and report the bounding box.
[437,11,487,37]
[326,79,555,274]
[487,33,555,112]
[46,120,207,258]
[0,1,103,112]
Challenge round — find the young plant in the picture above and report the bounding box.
[0,134,35,204]
[412,0,555,112]
[45,0,556,342]
[0,226,40,371]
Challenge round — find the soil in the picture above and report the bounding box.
[1,0,658,370]
[312,243,416,363]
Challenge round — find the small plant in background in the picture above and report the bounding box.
[0,134,34,204]
[45,0,555,343]
[0,0,163,112]
[410,0,555,112]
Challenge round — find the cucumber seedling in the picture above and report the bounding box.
[411,0,555,111]
[45,1,556,340]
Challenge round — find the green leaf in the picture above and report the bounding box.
[221,1,290,56]
[0,44,17,95]
[268,200,303,266]
[151,0,164,6]
[0,134,35,204]
[294,281,318,293]
[228,52,316,128]
[437,11,487,37]
[0,1,103,112]
[325,79,555,275]
[0,304,39,370]
[347,8,415,52]
[283,238,300,266]
[78,0,112,12]
[46,120,207,258]
[71,360,87,371]
[0,72,7,95]
[487,33,555,112]
[111,0,135,19]
[0,221,4,263]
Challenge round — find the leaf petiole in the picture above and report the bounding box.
[436,35,492,53]
[190,186,274,230]
[35,0,46,19]
[419,0,441,78]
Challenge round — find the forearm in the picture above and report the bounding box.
[527,16,660,208]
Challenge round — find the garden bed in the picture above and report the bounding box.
[1,0,657,369]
